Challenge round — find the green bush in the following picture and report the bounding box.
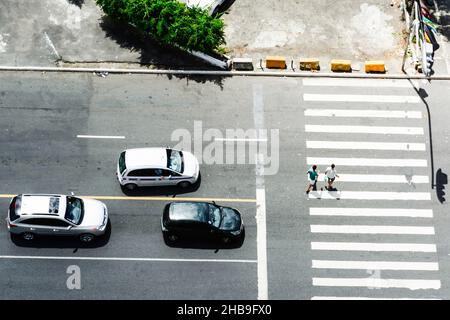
[96,0,226,53]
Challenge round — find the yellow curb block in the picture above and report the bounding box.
[331,59,352,72]
[299,58,320,71]
[266,56,286,69]
[365,60,386,73]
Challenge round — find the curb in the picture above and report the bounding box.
[1,66,450,80]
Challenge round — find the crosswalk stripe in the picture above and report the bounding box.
[304,94,421,103]
[312,278,441,290]
[305,125,424,135]
[310,208,433,218]
[317,174,429,184]
[307,157,427,167]
[302,78,419,88]
[306,141,426,151]
[310,242,437,252]
[304,109,422,118]
[307,191,431,201]
[311,297,440,300]
[310,225,435,235]
[312,260,439,271]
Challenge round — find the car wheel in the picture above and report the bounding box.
[177,181,191,188]
[124,183,137,191]
[79,233,95,243]
[22,232,35,241]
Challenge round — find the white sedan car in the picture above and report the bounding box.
[117,148,200,190]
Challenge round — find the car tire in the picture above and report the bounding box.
[177,181,191,188]
[21,232,35,241]
[79,233,95,243]
[124,183,138,191]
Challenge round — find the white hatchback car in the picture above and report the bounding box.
[117,148,200,190]
[179,0,226,15]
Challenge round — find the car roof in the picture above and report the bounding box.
[19,194,67,218]
[124,148,168,170]
[168,202,210,223]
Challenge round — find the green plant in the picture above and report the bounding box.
[96,0,225,53]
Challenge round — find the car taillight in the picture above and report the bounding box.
[9,223,17,228]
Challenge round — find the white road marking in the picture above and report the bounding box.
[311,225,435,235]
[77,135,126,139]
[302,78,419,88]
[304,94,421,103]
[312,278,441,290]
[312,260,439,271]
[253,84,268,301]
[311,242,436,252]
[307,191,431,201]
[215,138,267,142]
[304,109,422,119]
[310,208,433,218]
[311,297,440,300]
[306,140,426,151]
[305,125,424,135]
[0,255,256,263]
[307,157,427,167]
[317,173,429,184]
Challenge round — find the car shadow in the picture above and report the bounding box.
[120,173,202,196]
[163,228,245,250]
[10,220,112,249]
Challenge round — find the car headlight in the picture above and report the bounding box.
[230,229,241,236]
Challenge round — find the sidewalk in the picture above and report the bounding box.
[0,0,448,74]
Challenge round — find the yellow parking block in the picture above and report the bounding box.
[299,58,320,71]
[266,56,286,69]
[365,60,386,73]
[330,59,352,72]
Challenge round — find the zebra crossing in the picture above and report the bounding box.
[303,78,441,300]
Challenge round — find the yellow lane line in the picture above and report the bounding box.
[0,194,256,203]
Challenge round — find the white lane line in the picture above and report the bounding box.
[304,109,422,118]
[307,157,427,167]
[306,141,426,151]
[305,125,424,135]
[302,78,419,88]
[215,138,268,142]
[310,208,433,218]
[311,242,437,252]
[308,191,431,201]
[312,260,439,271]
[310,225,435,235]
[253,84,268,301]
[312,278,441,290]
[311,296,440,300]
[317,174,429,184]
[304,94,421,103]
[0,255,257,263]
[77,135,126,139]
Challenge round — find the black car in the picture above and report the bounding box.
[161,201,244,243]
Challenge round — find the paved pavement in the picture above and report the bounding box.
[1,71,450,299]
[0,0,414,73]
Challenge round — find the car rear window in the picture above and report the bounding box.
[9,196,21,222]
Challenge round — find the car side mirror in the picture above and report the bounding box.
[212,201,216,205]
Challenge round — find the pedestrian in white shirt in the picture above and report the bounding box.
[325,164,339,190]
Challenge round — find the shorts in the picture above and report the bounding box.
[327,177,336,183]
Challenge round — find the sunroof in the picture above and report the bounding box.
[49,197,60,214]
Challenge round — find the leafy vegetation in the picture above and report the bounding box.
[96,0,226,53]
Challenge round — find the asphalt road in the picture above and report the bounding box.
[1,71,450,300]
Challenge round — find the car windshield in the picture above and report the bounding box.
[208,204,222,228]
[64,196,84,225]
[119,151,126,175]
[167,149,184,173]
